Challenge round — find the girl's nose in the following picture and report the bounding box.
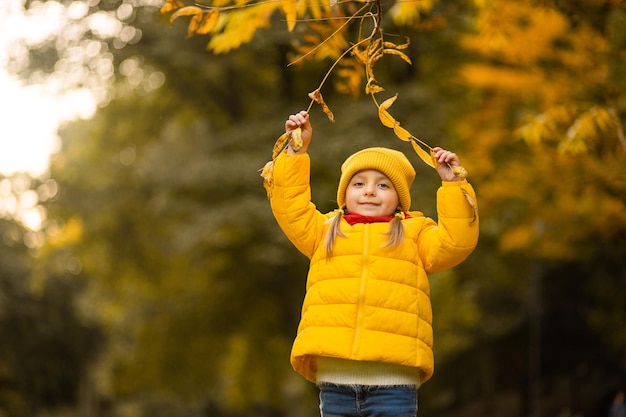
[364,184,375,195]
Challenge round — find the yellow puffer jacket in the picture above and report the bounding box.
[270,153,479,384]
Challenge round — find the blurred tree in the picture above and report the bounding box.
[0,216,103,417]
[427,1,626,416]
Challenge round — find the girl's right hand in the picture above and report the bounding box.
[285,110,312,155]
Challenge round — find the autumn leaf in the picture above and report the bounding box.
[461,187,478,225]
[383,37,410,50]
[365,78,385,95]
[368,38,382,57]
[410,140,437,169]
[159,0,183,14]
[308,89,335,122]
[169,6,203,25]
[207,3,279,54]
[378,94,398,128]
[382,48,412,65]
[393,123,412,141]
[289,127,303,152]
[260,160,275,198]
[378,94,437,169]
[196,11,220,35]
[351,45,368,64]
[454,166,468,179]
[187,13,203,37]
[271,132,290,159]
[261,127,303,198]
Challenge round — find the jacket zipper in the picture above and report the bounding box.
[351,223,369,358]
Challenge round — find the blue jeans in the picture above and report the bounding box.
[318,383,418,417]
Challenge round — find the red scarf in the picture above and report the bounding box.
[342,212,410,226]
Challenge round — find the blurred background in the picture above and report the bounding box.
[0,0,625,416]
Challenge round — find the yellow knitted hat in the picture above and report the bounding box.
[337,147,416,212]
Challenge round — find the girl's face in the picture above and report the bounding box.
[345,169,400,217]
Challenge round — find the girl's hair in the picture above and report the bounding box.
[324,209,405,257]
[324,209,346,257]
[385,211,406,247]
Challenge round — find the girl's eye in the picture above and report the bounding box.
[378,183,390,189]
[353,181,364,187]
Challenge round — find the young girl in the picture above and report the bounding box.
[270,110,479,417]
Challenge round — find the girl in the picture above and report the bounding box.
[269,110,479,417]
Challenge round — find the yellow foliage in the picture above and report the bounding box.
[461,64,544,92]
[382,48,412,65]
[169,6,204,37]
[196,10,220,35]
[388,0,433,27]
[463,2,568,66]
[334,58,365,98]
[162,0,445,170]
[378,94,398,128]
[296,21,351,62]
[289,127,304,152]
[211,0,233,7]
[282,0,297,32]
[300,0,332,20]
[160,0,184,13]
[377,94,438,169]
[207,2,279,54]
[559,107,616,154]
[47,217,84,248]
[516,106,575,145]
[553,23,607,75]
[308,89,334,122]
[499,224,533,253]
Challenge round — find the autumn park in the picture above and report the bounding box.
[0,0,625,416]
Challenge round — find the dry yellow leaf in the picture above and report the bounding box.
[351,47,368,64]
[410,140,437,169]
[368,38,382,56]
[453,165,468,179]
[364,77,383,94]
[206,2,278,54]
[170,6,203,25]
[365,82,385,95]
[160,0,183,14]
[260,160,275,198]
[378,94,438,170]
[308,89,335,122]
[383,49,412,65]
[272,132,290,159]
[378,94,398,128]
[289,127,303,152]
[187,13,203,37]
[196,11,220,35]
[392,124,411,141]
[461,187,478,225]
[383,37,410,50]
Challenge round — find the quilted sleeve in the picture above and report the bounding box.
[419,179,479,274]
[269,153,328,259]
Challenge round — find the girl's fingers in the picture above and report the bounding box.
[287,111,308,128]
[433,147,459,165]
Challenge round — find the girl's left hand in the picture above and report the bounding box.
[433,147,463,182]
